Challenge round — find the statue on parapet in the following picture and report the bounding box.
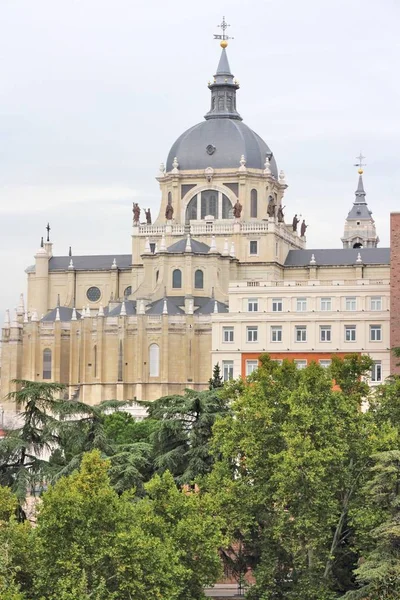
[165,199,174,220]
[133,202,141,224]
[267,196,276,218]
[233,199,243,219]
[277,205,285,223]
[301,219,308,237]
[292,214,299,232]
[145,208,152,224]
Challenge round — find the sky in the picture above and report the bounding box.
[1,0,399,319]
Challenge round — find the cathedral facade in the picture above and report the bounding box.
[0,42,392,418]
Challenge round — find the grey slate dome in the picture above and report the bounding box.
[166,48,278,176]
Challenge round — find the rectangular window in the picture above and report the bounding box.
[150,242,156,254]
[345,297,357,311]
[222,360,234,382]
[272,298,283,312]
[370,325,382,342]
[370,296,382,311]
[296,298,307,312]
[371,361,382,383]
[223,327,234,343]
[295,326,307,342]
[320,297,332,311]
[320,326,332,342]
[246,360,259,376]
[294,359,307,370]
[247,326,258,342]
[345,325,356,342]
[271,326,282,342]
[248,298,259,312]
[249,241,258,255]
[319,359,332,368]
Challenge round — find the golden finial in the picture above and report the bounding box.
[354,152,366,175]
[214,17,233,48]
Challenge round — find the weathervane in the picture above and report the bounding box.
[354,152,366,174]
[214,16,233,48]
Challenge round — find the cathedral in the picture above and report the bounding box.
[0,35,393,420]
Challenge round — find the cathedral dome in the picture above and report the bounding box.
[166,119,278,175]
[165,48,277,176]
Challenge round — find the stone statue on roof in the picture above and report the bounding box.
[165,199,174,220]
[133,202,141,223]
[277,205,285,223]
[301,219,308,237]
[145,208,152,224]
[267,196,276,218]
[233,199,242,219]
[292,214,299,232]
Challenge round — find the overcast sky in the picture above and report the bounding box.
[1,0,399,319]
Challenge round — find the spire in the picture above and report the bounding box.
[205,48,241,121]
[354,174,366,204]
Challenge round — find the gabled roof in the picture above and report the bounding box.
[41,307,82,322]
[285,248,390,267]
[108,300,137,316]
[48,255,132,271]
[167,239,211,254]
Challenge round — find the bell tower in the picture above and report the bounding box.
[342,156,379,249]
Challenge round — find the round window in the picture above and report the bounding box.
[86,286,101,302]
[124,286,132,298]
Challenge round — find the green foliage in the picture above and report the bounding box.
[146,387,231,484]
[209,363,223,390]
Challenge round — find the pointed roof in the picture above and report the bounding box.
[205,48,242,121]
[215,48,233,81]
[41,307,82,322]
[346,173,372,220]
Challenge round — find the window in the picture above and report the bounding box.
[247,326,258,342]
[370,325,382,342]
[271,326,282,342]
[194,270,204,289]
[295,326,307,342]
[345,325,356,342]
[296,298,307,312]
[250,189,258,218]
[43,349,52,380]
[149,344,160,377]
[320,297,332,311]
[246,360,258,375]
[320,326,331,342]
[124,286,132,298]
[345,297,357,311]
[222,360,234,381]
[272,298,283,312]
[150,242,156,254]
[223,327,234,342]
[294,360,307,370]
[248,298,258,312]
[87,286,101,302]
[249,241,258,255]
[370,296,382,311]
[172,269,182,288]
[319,359,332,368]
[201,190,218,218]
[371,361,382,383]
[118,340,123,382]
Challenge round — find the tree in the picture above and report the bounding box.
[207,354,382,599]
[209,363,223,390]
[33,450,223,600]
[145,388,231,484]
[345,451,400,599]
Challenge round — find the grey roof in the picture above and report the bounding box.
[108,300,136,316]
[346,174,372,219]
[285,248,390,267]
[145,296,228,315]
[166,119,277,174]
[167,238,211,254]
[41,307,82,322]
[47,255,132,272]
[166,48,277,174]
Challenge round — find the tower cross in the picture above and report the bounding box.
[46,222,51,242]
[214,16,234,45]
[354,152,366,173]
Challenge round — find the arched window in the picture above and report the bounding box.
[195,270,204,289]
[250,189,258,218]
[43,349,52,380]
[118,340,123,382]
[93,345,97,378]
[172,269,182,289]
[149,344,160,377]
[186,195,198,222]
[185,190,233,222]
